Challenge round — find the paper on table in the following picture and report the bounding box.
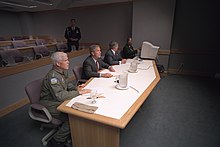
[99,69,118,76]
[66,87,105,107]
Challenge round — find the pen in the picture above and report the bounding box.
[86,95,105,99]
[86,93,105,99]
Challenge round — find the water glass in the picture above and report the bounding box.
[119,72,128,88]
[90,89,97,104]
[129,60,138,72]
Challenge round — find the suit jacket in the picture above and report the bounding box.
[104,49,122,65]
[64,26,81,43]
[82,55,110,80]
[121,44,137,59]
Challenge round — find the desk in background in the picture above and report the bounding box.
[58,59,160,147]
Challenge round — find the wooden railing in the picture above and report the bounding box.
[0,49,90,78]
[0,42,98,78]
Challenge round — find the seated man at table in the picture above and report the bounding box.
[121,37,137,59]
[104,41,126,65]
[40,52,90,147]
[82,44,115,79]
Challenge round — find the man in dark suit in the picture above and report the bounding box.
[104,41,126,65]
[82,45,115,80]
[64,18,81,52]
[121,37,137,59]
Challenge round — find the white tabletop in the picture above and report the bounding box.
[66,59,156,119]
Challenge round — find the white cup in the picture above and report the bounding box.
[129,60,138,72]
[90,89,97,104]
[119,72,128,88]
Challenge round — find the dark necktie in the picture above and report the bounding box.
[96,61,99,71]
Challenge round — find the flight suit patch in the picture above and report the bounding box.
[51,78,58,84]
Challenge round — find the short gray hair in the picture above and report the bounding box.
[109,41,118,49]
[89,44,100,54]
[51,52,67,65]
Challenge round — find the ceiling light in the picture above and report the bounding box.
[28,0,53,6]
[0,1,37,8]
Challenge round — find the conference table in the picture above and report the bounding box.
[57,59,160,147]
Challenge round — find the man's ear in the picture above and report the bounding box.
[91,52,95,56]
[56,62,60,67]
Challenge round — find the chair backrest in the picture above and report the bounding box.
[56,43,68,52]
[0,37,5,41]
[12,41,27,48]
[73,65,83,82]
[25,79,43,104]
[140,41,159,59]
[0,49,24,65]
[33,46,50,57]
[11,36,24,41]
[35,39,47,46]
[0,54,5,67]
[22,36,29,40]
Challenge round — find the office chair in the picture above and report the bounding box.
[0,54,6,67]
[33,46,51,59]
[11,36,24,41]
[12,40,27,48]
[22,36,29,40]
[25,79,62,146]
[0,49,30,66]
[140,41,159,60]
[35,39,47,46]
[56,43,68,52]
[72,64,87,85]
[0,36,6,41]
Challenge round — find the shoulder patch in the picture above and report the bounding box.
[50,78,58,84]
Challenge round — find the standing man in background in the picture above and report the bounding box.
[65,18,81,52]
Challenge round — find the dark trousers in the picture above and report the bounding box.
[52,112,70,143]
[67,41,79,52]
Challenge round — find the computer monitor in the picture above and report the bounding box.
[140,41,159,60]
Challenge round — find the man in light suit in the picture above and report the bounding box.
[82,45,115,80]
[104,41,126,65]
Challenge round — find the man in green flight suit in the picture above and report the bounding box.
[40,52,90,147]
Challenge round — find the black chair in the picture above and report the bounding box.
[72,64,87,85]
[25,79,62,146]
